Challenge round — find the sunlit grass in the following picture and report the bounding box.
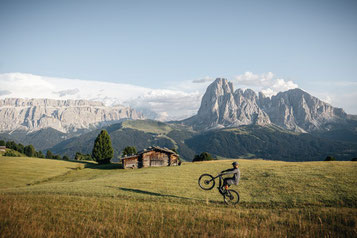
[0,156,356,237]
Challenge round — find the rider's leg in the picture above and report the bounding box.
[222,179,230,193]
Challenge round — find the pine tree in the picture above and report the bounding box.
[92,130,114,164]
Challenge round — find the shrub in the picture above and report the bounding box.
[53,155,61,160]
[5,141,17,150]
[192,152,215,162]
[75,152,93,161]
[324,156,336,161]
[36,151,45,158]
[0,140,5,146]
[352,158,357,161]
[63,155,70,160]
[4,150,20,157]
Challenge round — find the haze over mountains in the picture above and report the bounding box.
[1,79,356,161]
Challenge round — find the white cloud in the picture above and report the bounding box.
[53,88,80,97]
[0,73,200,121]
[0,90,11,96]
[234,72,298,97]
[192,76,214,84]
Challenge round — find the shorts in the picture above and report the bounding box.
[223,178,235,186]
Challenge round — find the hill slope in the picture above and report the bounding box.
[0,157,356,237]
[48,120,357,161]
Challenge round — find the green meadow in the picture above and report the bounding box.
[0,156,356,237]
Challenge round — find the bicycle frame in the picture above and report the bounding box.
[211,174,224,188]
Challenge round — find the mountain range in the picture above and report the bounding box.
[1,79,356,161]
[183,78,349,132]
[0,98,143,133]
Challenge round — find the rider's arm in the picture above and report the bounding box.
[220,168,235,175]
[221,168,237,175]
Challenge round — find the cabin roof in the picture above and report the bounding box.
[137,146,177,155]
[121,154,139,160]
[121,146,177,161]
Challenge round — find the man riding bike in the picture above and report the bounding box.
[219,161,240,194]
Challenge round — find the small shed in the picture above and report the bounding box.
[0,146,6,152]
[122,146,179,169]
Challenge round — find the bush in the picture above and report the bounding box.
[36,151,45,158]
[4,150,20,157]
[352,158,357,161]
[75,152,93,161]
[63,155,70,160]
[324,156,336,161]
[52,155,60,160]
[6,141,17,150]
[0,140,5,146]
[192,152,215,162]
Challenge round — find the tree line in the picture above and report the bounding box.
[0,140,69,160]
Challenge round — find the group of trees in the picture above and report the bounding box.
[0,139,68,160]
[192,152,216,162]
[90,129,181,164]
[122,146,137,157]
[74,152,93,161]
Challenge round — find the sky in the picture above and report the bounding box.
[0,0,356,119]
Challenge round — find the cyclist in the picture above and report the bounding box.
[219,161,240,194]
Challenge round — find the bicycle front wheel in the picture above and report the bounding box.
[224,189,240,205]
[198,174,215,190]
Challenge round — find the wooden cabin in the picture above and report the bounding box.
[122,146,179,169]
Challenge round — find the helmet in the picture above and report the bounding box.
[232,161,239,166]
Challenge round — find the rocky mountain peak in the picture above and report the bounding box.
[186,78,271,130]
[184,79,348,132]
[0,98,144,133]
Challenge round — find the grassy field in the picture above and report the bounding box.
[0,156,356,237]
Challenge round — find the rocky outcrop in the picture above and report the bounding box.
[184,78,347,132]
[0,98,144,133]
[261,88,347,132]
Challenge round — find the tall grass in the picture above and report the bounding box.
[0,156,356,237]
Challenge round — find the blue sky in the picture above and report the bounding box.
[0,0,356,117]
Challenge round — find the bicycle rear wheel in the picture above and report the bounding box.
[223,189,240,205]
[198,174,215,190]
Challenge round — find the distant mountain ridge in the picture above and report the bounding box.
[183,78,348,132]
[0,98,144,133]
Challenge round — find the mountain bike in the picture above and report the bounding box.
[198,173,240,205]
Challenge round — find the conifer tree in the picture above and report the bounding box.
[92,130,114,164]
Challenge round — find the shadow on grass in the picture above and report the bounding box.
[108,186,192,200]
[85,163,123,170]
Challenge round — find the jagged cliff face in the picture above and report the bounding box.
[185,78,347,132]
[0,98,144,133]
[193,78,270,129]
